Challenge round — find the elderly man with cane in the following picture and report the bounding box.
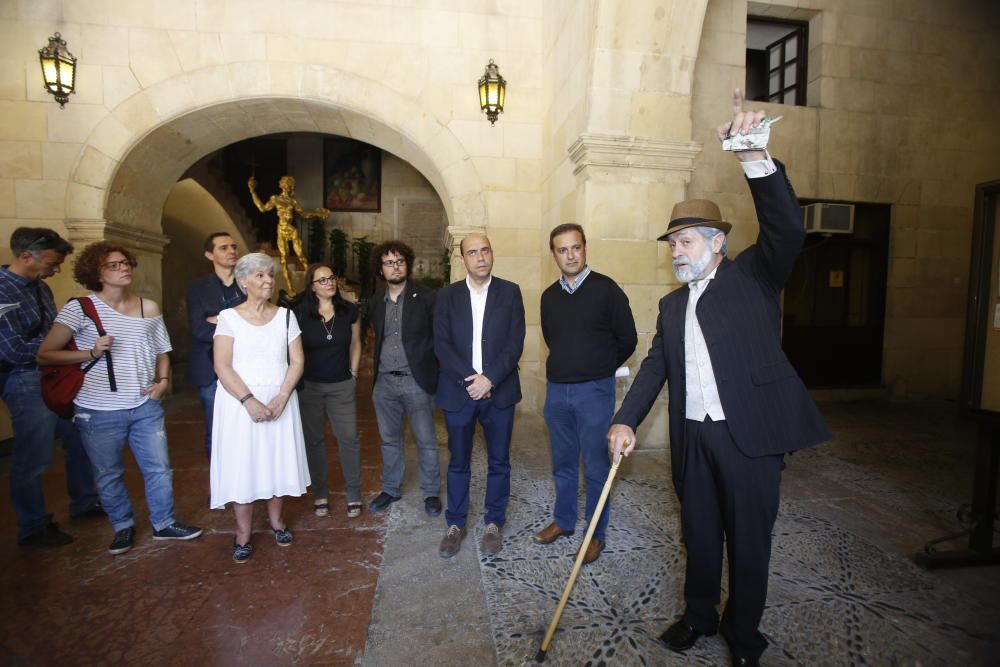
[608,89,830,667]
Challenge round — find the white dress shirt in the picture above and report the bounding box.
[684,266,726,422]
[467,275,491,374]
[681,155,776,422]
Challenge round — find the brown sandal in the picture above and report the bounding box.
[347,502,362,519]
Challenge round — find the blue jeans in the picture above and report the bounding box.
[198,383,216,459]
[543,377,615,541]
[443,397,514,528]
[73,399,176,532]
[373,373,440,499]
[2,369,99,539]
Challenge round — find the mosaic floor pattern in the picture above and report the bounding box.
[461,445,999,666]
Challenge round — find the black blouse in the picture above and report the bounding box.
[295,302,359,383]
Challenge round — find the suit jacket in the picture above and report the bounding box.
[184,273,246,386]
[614,163,830,477]
[366,281,438,394]
[434,275,525,411]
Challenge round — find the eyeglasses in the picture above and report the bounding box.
[102,259,136,271]
[381,259,406,268]
[312,275,337,285]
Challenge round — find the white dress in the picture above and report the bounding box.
[210,307,310,508]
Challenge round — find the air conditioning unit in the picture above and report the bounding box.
[801,202,855,234]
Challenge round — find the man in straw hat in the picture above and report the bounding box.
[608,89,830,667]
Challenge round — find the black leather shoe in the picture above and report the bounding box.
[732,657,760,667]
[369,492,401,513]
[658,619,714,653]
[424,496,442,516]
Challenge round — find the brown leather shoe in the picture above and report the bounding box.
[533,522,575,544]
[580,539,604,564]
[481,522,503,554]
[439,524,466,558]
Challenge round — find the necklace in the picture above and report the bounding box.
[320,315,335,340]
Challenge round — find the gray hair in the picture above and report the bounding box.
[694,226,728,257]
[234,252,275,286]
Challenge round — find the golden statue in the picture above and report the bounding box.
[248,174,330,294]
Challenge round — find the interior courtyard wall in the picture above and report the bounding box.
[0,0,546,407]
[690,0,1000,399]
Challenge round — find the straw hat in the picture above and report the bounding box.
[656,199,732,241]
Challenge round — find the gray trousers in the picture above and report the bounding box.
[299,378,361,503]
[372,373,441,499]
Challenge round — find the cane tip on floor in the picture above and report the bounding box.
[535,648,547,662]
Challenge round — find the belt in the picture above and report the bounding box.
[384,370,410,376]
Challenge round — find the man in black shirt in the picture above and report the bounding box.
[366,241,442,517]
[534,224,637,564]
[185,232,245,458]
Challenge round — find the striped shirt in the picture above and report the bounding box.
[54,295,172,410]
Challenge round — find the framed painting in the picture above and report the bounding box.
[324,138,381,212]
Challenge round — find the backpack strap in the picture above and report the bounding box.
[76,297,117,392]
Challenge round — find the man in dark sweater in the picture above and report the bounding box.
[534,224,637,564]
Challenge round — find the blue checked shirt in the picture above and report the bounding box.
[0,266,56,371]
[558,265,592,294]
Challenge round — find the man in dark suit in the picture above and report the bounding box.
[185,232,245,458]
[434,233,525,557]
[608,89,830,667]
[366,240,442,517]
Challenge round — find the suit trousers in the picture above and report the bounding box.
[678,417,783,661]
[299,379,362,503]
[443,396,514,528]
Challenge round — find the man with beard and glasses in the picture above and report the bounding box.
[366,241,442,517]
[607,89,830,667]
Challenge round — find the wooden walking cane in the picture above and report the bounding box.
[535,443,627,663]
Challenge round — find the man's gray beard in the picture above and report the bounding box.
[672,246,713,283]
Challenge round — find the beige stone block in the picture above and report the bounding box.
[14,178,65,219]
[629,92,693,140]
[47,104,109,143]
[583,181,649,240]
[228,62,271,97]
[153,0,197,30]
[451,191,487,228]
[485,227,544,259]
[621,283,668,334]
[266,61,304,95]
[699,29,745,67]
[63,0,110,23]
[0,58,25,102]
[447,119,503,159]
[420,9,460,48]
[112,92,162,137]
[128,29,183,88]
[484,191,541,228]
[0,141,42,179]
[891,228,917,259]
[101,66,140,110]
[502,122,542,160]
[107,0,155,26]
[592,48,643,92]
[42,143,82,180]
[458,12,508,51]
[74,147,116,188]
[219,32,266,62]
[585,239,659,284]
[78,25,130,67]
[87,115,132,161]
[169,30,225,72]
[639,54,695,97]
[0,101,46,141]
[0,179,15,217]
[474,157,517,192]
[516,159,540,193]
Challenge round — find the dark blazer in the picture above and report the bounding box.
[614,163,830,476]
[367,281,438,394]
[184,274,245,386]
[434,276,525,411]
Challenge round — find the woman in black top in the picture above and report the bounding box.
[293,263,363,518]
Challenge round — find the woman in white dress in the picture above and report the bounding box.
[210,253,310,563]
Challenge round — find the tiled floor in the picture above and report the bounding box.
[0,377,387,666]
[2,387,999,666]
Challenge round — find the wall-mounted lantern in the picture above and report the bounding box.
[39,32,76,108]
[478,59,506,126]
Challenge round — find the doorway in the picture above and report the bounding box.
[782,202,891,386]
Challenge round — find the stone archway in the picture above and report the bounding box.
[63,63,487,296]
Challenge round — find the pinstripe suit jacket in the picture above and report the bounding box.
[613,163,830,475]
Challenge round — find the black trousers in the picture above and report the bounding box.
[677,417,783,661]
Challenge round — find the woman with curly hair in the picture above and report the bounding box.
[37,242,202,556]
